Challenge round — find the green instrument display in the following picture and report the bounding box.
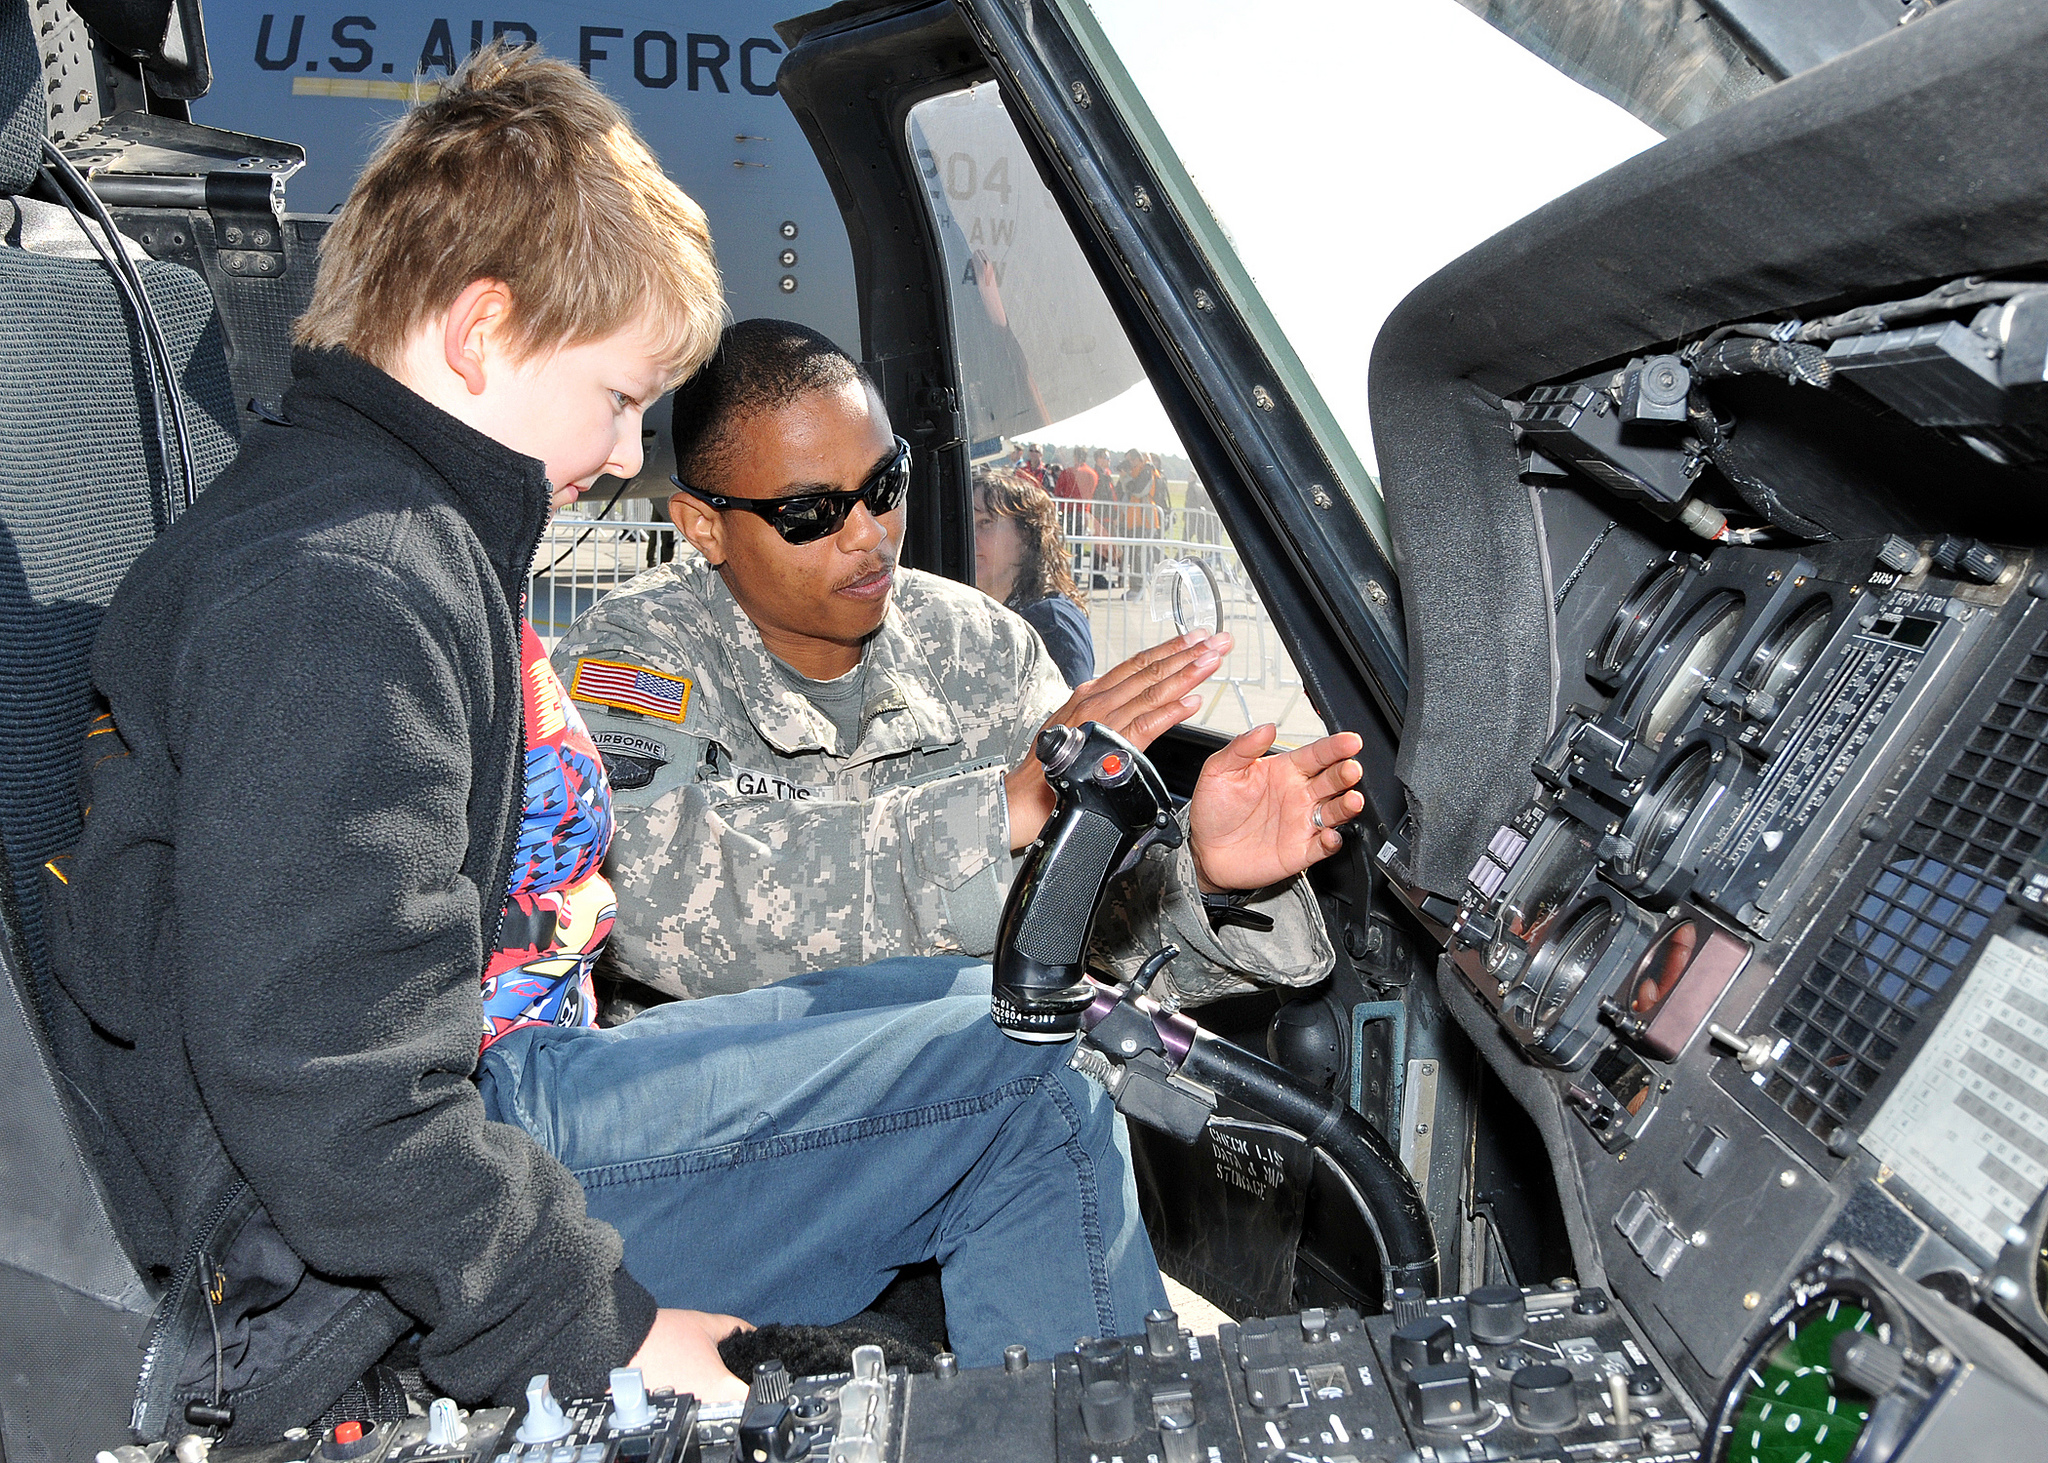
[1721,1291,1878,1463]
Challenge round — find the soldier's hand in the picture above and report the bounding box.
[627,1308,753,1403]
[1186,725,1365,892]
[1005,632,1229,849]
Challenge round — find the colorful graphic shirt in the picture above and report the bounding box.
[481,623,617,1048]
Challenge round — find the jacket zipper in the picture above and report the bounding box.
[133,1179,245,1432]
[479,496,546,961]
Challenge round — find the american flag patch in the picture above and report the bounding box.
[569,658,693,723]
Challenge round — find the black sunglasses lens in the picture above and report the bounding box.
[770,497,849,545]
[864,450,911,514]
[765,444,910,544]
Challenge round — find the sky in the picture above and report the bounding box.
[1031,0,1662,472]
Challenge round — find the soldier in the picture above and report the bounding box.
[553,319,1367,1003]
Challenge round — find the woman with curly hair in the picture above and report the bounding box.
[973,464,1096,687]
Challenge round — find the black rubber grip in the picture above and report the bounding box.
[1015,809,1122,966]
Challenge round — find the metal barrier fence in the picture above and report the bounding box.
[528,506,1324,743]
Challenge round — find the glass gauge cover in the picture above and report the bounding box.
[1629,744,1717,882]
[1635,593,1745,748]
[1631,920,1699,1016]
[1502,821,1599,941]
[1532,900,1619,1029]
[1597,563,1685,678]
[1717,1288,1883,1463]
[1745,597,1833,704]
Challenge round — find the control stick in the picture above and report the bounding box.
[990,723,1440,1300]
[992,722,1183,1041]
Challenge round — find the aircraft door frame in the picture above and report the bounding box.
[780,0,1408,837]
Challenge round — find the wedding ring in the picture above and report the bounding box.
[1311,804,1326,831]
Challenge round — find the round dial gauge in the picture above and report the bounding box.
[1597,563,1685,677]
[1532,900,1619,1029]
[1717,1290,1880,1463]
[1502,821,1598,941]
[1636,593,1745,748]
[1629,743,1716,882]
[1745,597,1833,705]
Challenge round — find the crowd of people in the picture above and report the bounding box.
[989,442,1218,603]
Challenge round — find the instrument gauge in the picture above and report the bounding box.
[1501,819,1598,941]
[1626,743,1716,885]
[1744,597,1833,705]
[1631,592,1745,748]
[1531,900,1620,1031]
[1713,1287,1885,1463]
[1596,562,1685,679]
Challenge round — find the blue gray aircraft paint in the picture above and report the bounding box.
[193,2,861,345]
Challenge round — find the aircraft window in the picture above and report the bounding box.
[909,82,1325,745]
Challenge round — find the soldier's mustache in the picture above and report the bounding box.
[835,552,896,590]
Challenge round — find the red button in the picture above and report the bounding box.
[1101,754,1124,777]
[334,1422,363,1445]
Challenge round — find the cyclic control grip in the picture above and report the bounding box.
[992,722,1181,1041]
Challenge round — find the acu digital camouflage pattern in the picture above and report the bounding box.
[552,550,1333,1005]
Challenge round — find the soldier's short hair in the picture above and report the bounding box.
[673,318,878,485]
[296,42,723,386]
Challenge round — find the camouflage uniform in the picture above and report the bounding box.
[552,551,1332,1005]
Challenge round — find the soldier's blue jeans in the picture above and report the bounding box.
[476,956,1168,1368]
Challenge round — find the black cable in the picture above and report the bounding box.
[40,140,200,514]
[539,474,634,576]
[1177,1028,1441,1296]
[39,168,177,515]
[1691,275,2045,358]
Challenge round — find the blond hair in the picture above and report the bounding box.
[296,43,722,385]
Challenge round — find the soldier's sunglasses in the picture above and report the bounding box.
[670,437,912,546]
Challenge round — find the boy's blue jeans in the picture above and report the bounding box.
[476,957,1168,1367]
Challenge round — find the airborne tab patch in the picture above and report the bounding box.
[569,658,693,723]
[590,729,671,792]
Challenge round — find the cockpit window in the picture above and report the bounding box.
[910,81,1326,745]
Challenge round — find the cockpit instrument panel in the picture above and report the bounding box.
[1381,529,2048,1407]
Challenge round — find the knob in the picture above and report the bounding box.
[1391,1315,1457,1373]
[1080,1380,1138,1443]
[1245,1364,1295,1416]
[1078,1337,1128,1387]
[609,1368,654,1430]
[933,1353,958,1380]
[750,1359,791,1405]
[426,1399,467,1448]
[1237,1317,1284,1367]
[1832,1332,1905,1398]
[1299,1307,1331,1344]
[1158,1412,1201,1463]
[1466,1285,1527,1343]
[1004,1344,1031,1374]
[516,1376,573,1444]
[851,1345,884,1382]
[1146,1308,1183,1360]
[1037,724,1085,776]
[1510,1363,1580,1432]
[1403,1362,1480,1431]
[1389,1285,1429,1325]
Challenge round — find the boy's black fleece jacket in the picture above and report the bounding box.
[43,347,657,1429]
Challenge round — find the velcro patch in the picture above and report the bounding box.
[591,731,671,792]
[733,767,818,801]
[590,730,670,762]
[570,658,693,723]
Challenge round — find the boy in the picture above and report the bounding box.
[42,47,1164,1438]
